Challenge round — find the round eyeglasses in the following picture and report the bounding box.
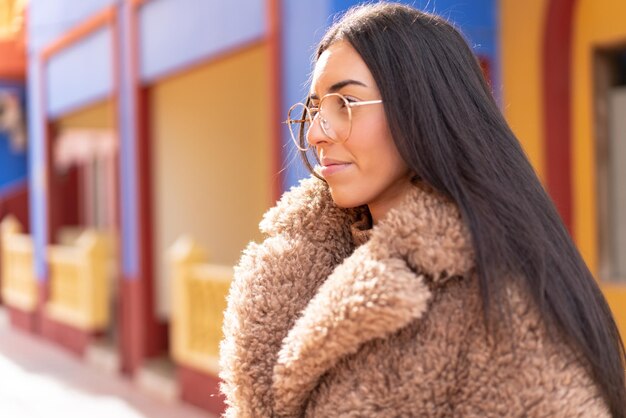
[285,93,383,151]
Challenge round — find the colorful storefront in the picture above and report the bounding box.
[6,0,281,413]
[1,0,624,415]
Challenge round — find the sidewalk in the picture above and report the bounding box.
[0,308,215,418]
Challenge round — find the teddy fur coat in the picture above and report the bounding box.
[219,177,608,417]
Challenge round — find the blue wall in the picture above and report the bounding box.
[0,83,27,195]
[47,27,114,117]
[29,0,117,117]
[139,0,265,82]
[28,0,118,51]
[280,0,332,190]
[0,131,27,193]
[329,0,497,59]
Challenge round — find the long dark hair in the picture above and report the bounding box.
[300,2,625,415]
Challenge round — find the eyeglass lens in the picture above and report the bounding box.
[287,94,351,150]
[287,103,311,151]
[319,94,350,142]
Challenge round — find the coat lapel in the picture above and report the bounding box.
[272,181,475,417]
[272,241,433,416]
[220,178,362,417]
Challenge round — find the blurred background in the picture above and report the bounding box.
[0,0,624,416]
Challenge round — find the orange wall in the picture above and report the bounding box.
[500,0,548,181]
[0,0,26,78]
[0,39,25,79]
[602,283,626,349]
[572,0,626,342]
[572,0,626,274]
[55,100,114,130]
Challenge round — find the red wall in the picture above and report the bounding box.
[0,183,29,231]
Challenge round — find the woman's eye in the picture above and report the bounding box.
[340,97,355,110]
[333,97,349,109]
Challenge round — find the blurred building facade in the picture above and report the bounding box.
[500,0,626,341]
[0,0,29,273]
[0,0,624,415]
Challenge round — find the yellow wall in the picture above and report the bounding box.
[151,43,271,318]
[572,0,626,274]
[500,0,548,180]
[55,100,114,130]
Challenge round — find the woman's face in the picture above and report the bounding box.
[308,41,412,223]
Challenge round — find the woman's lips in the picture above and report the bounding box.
[316,162,352,177]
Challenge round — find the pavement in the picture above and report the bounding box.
[0,308,215,418]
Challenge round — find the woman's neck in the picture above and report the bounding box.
[367,178,413,224]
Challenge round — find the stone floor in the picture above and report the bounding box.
[0,308,214,418]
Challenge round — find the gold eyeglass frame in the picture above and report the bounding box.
[285,92,383,152]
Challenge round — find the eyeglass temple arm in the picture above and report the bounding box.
[284,99,382,123]
[349,99,383,108]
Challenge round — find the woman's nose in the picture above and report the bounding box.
[306,115,330,147]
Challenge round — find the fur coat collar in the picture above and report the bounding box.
[219,177,607,417]
[220,177,473,416]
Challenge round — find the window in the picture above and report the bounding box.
[596,49,626,281]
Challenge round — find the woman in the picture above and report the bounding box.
[220,3,626,417]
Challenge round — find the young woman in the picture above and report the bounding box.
[220,3,626,417]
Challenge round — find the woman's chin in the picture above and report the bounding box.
[328,188,366,209]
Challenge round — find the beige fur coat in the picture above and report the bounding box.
[219,177,608,417]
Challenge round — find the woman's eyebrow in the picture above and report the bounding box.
[309,79,368,100]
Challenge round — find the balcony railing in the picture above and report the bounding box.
[170,236,232,375]
[1,215,36,311]
[45,230,110,331]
